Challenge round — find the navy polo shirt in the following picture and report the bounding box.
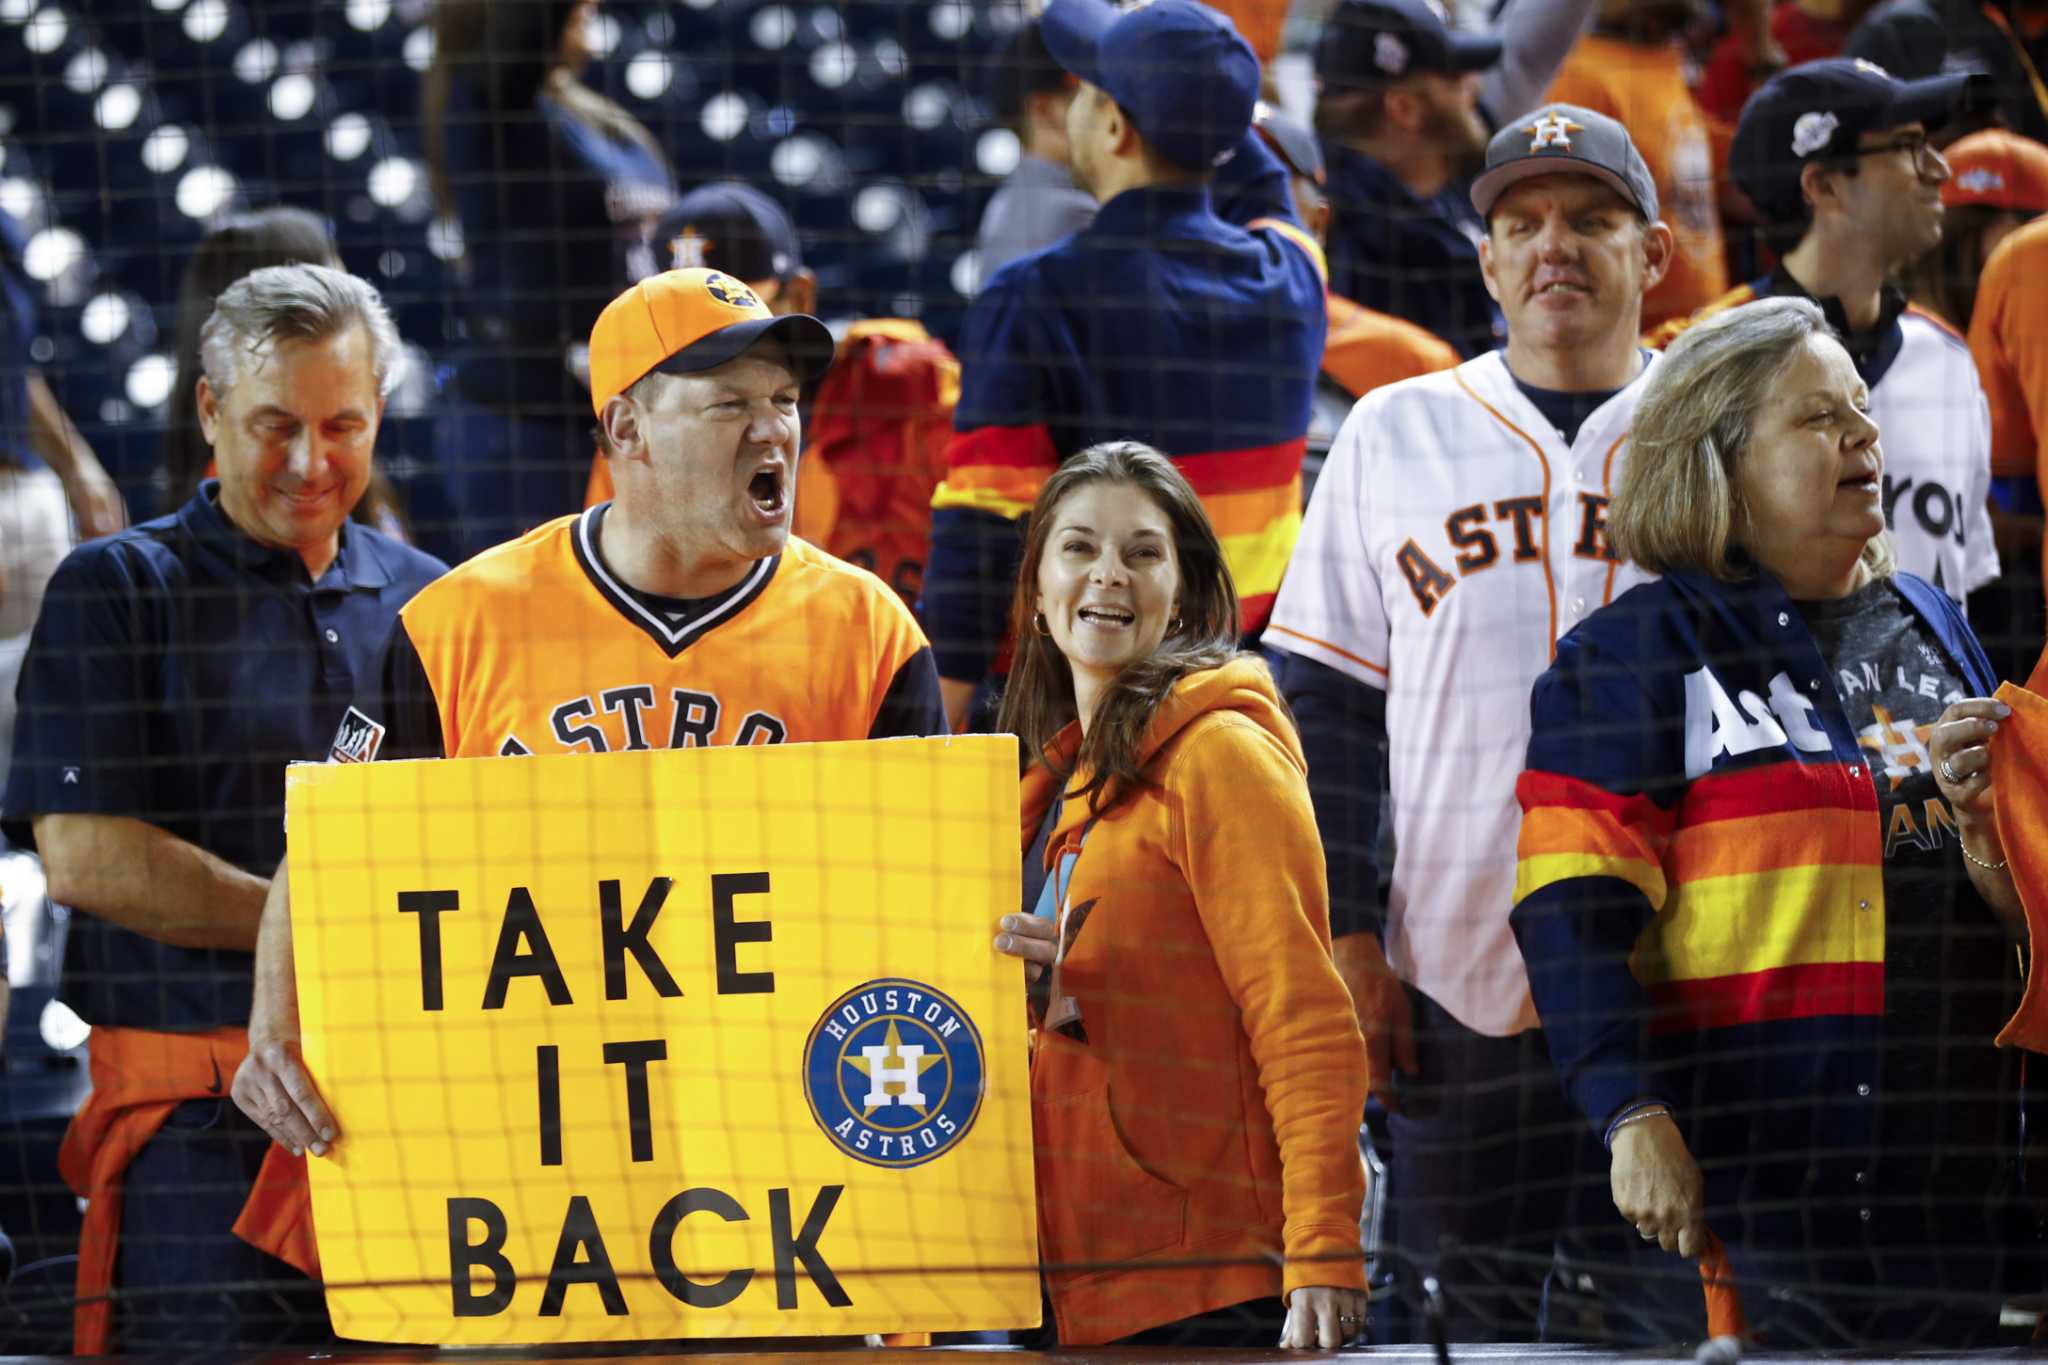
[2,481,446,1030]
[1321,141,1504,359]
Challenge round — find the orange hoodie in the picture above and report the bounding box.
[1019,656,1369,1345]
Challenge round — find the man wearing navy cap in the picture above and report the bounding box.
[924,0,1326,732]
[1270,103,1682,1341]
[1312,0,1602,357]
[1653,59,1998,609]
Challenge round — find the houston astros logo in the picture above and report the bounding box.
[1526,111,1582,151]
[803,978,985,1168]
[669,226,710,270]
[703,270,761,310]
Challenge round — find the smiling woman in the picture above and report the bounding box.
[1510,296,2030,1348]
[990,442,1370,1350]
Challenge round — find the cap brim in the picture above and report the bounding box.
[1039,0,1119,90]
[650,314,836,384]
[1471,157,1643,218]
[1886,70,1977,131]
[1449,30,1504,71]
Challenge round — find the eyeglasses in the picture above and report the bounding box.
[1847,130,1944,176]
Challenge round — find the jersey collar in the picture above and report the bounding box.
[570,502,780,659]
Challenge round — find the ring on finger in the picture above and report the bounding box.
[1637,1225,1656,1240]
[1940,755,1967,785]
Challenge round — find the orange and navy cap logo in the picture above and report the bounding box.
[1527,111,1583,152]
[704,270,761,311]
[668,226,710,270]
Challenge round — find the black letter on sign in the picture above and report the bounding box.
[482,886,573,1010]
[399,890,460,1012]
[447,1197,515,1317]
[536,1045,562,1167]
[771,1185,851,1309]
[649,1187,752,1308]
[602,1039,669,1163]
[602,877,682,1001]
[713,872,774,995]
[539,1195,627,1318]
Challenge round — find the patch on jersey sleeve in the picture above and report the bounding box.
[330,706,386,763]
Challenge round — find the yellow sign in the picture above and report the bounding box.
[284,736,1038,1345]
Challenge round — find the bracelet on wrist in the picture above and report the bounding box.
[1960,840,2008,873]
[1603,1101,1673,1150]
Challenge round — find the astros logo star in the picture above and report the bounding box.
[1527,112,1583,151]
[669,226,710,270]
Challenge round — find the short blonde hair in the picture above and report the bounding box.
[1610,295,1893,583]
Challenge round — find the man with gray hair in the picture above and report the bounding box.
[1,261,444,1353]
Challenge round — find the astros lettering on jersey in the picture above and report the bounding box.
[1264,350,1659,1036]
[336,506,944,761]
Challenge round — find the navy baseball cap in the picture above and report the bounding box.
[1471,103,1660,219]
[1039,0,1261,173]
[1255,103,1325,183]
[1315,0,1502,94]
[1731,58,1979,217]
[649,182,803,285]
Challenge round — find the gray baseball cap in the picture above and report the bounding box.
[1470,103,1660,221]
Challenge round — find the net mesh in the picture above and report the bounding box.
[0,0,2043,1357]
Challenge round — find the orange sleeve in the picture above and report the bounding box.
[1544,47,1622,116]
[1169,718,1369,1297]
[1968,226,2042,481]
[1321,293,1459,399]
[1202,0,1288,66]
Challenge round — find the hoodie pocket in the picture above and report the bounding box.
[1035,1029,1186,1274]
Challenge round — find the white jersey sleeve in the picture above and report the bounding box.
[1963,380,1999,596]
[1265,393,1390,691]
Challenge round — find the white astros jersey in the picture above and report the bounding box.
[1873,309,1996,601]
[1265,350,1658,1038]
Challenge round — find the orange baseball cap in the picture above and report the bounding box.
[587,267,834,416]
[1942,129,2048,212]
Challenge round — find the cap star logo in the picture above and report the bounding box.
[1791,110,1839,158]
[703,271,761,310]
[1526,111,1583,151]
[668,226,710,270]
[1373,32,1408,75]
[1956,167,2005,193]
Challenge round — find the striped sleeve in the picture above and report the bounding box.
[1509,626,1680,1132]
[923,264,1064,684]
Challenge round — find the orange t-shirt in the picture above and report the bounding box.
[1968,215,2048,591]
[1546,35,1731,331]
[1321,292,1460,399]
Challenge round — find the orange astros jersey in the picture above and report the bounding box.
[331,507,945,762]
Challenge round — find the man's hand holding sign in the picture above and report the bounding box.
[237,737,1034,1345]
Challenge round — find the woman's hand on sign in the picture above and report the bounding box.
[993,912,1058,983]
[233,1034,339,1158]
[1280,1284,1371,1349]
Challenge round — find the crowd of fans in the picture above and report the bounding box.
[0,0,2046,1354]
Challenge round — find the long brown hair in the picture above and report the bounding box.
[423,0,666,228]
[995,442,1240,815]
